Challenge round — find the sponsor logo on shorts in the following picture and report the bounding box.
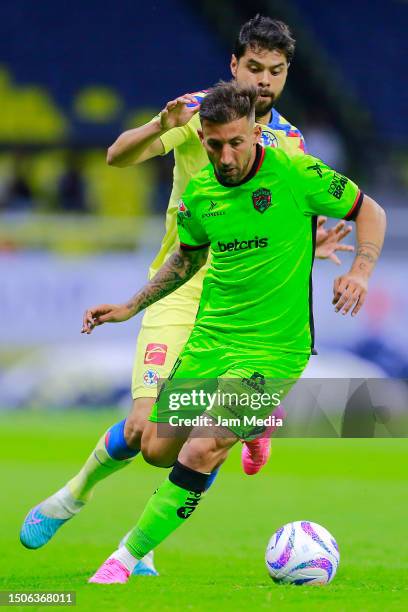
[218,237,268,252]
[241,372,266,394]
[143,369,160,387]
[177,492,201,519]
[328,172,348,199]
[144,343,168,366]
[252,188,272,213]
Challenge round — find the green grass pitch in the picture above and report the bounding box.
[1,411,407,611]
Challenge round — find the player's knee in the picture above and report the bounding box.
[141,442,175,468]
[179,438,225,472]
[124,398,154,449]
[140,431,175,468]
[123,418,143,450]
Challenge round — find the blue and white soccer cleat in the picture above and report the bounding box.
[119,533,159,576]
[20,504,70,549]
[133,551,159,576]
[20,487,84,550]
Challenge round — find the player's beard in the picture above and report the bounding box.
[216,166,240,185]
[216,148,254,185]
[255,91,279,120]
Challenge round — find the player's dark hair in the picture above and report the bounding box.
[233,14,295,63]
[199,80,257,124]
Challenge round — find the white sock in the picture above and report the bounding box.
[120,531,154,567]
[41,486,85,519]
[110,546,139,574]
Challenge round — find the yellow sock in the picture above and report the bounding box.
[67,433,135,502]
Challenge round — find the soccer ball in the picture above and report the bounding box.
[265,521,339,585]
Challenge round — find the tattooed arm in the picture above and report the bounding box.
[81,246,209,334]
[332,195,386,317]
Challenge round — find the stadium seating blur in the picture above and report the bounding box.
[1,0,407,408]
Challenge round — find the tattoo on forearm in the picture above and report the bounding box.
[356,248,378,264]
[355,240,381,267]
[125,249,207,315]
[358,241,381,255]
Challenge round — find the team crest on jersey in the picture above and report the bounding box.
[252,188,272,213]
[261,130,278,148]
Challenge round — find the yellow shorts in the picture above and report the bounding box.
[131,291,199,399]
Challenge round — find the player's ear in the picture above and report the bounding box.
[254,124,262,143]
[230,55,238,78]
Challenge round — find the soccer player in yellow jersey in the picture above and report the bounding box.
[20,16,354,576]
[106,16,352,471]
[82,80,384,585]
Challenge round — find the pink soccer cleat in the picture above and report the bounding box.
[88,558,130,584]
[241,405,286,475]
[241,437,271,475]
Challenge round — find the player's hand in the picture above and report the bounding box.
[332,273,368,317]
[159,94,200,130]
[81,303,132,334]
[315,217,354,265]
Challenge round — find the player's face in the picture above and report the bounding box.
[199,117,261,185]
[230,47,288,120]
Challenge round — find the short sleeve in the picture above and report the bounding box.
[159,112,201,155]
[289,154,364,220]
[176,188,210,250]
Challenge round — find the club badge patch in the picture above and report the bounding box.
[252,188,272,213]
[143,369,160,387]
[260,130,278,148]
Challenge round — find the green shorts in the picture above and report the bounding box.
[149,333,309,440]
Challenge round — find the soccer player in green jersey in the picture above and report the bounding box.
[80,81,385,583]
[20,17,354,575]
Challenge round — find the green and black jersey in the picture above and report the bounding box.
[177,145,362,355]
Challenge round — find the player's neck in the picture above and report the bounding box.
[244,144,259,178]
[255,110,272,125]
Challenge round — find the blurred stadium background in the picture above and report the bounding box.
[1,0,407,411]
